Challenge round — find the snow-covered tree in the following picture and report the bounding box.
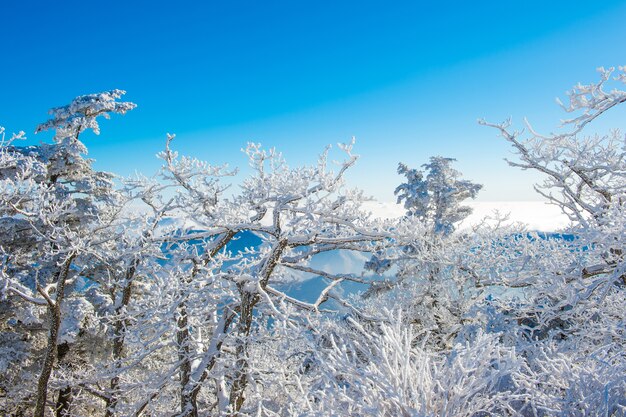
[0,91,136,416]
[477,66,626,415]
[395,157,482,236]
[363,157,483,350]
[2,68,625,416]
[147,137,390,416]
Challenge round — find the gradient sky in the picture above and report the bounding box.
[2,0,626,202]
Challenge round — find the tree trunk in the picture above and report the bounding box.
[227,290,258,416]
[228,238,286,416]
[54,342,73,417]
[34,255,75,417]
[178,231,236,417]
[177,299,197,417]
[105,261,137,417]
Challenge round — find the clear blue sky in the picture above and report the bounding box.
[2,1,626,201]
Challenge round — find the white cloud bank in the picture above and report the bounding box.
[364,201,571,232]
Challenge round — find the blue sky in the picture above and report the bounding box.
[2,0,626,202]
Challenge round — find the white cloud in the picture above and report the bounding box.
[363,200,571,232]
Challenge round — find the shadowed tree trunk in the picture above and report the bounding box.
[228,238,286,416]
[34,255,75,417]
[55,342,73,417]
[104,260,137,417]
